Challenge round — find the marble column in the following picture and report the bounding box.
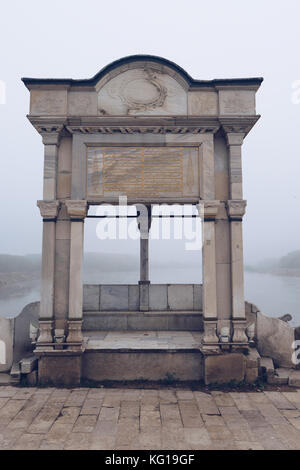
[41,132,61,200]
[137,205,152,311]
[65,200,88,350]
[36,200,60,350]
[198,201,220,347]
[227,200,248,344]
[226,132,245,200]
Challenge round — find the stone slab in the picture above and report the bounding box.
[168,285,194,311]
[204,353,246,385]
[149,285,168,311]
[83,285,100,311]
[100,286,129,311]
[289,370,300,388]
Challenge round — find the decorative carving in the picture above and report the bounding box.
[197,201,220,220]
[232,320,248,343]
[35,321,54,350]
[66,125,220,135]
[66,320,83,351]
[203,320,219,345]
[37,200,60,220]
[220,116,260,137]
[119,68,167,113]
[65,200,88,220]
[226,200,247,218]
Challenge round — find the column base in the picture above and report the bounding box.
[66,320,84,351]
[35,320,54,351]
[139,280,150,311]
[232,319,248,344]
[36,351,82,386]
[202,320,219,351]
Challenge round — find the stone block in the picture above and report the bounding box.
[193,284,202,311]
[288,370,300,388]
[219,89,256,115]
[187,91,218,115]
[83,285,100,311]
[267,368,292,385]
[100,285,129,311]
[246,348,261,369]
[20,356,38,374]
[168,285,193,311]
[129,285,139,310]
[149,285,167,310]
[204,353,246,385]
[82,350,203,382]
[38,354,82,386]
[30,89,67,115]
[83,313,128,331]
[256,312,295,369]
[26,370,38,386]
[259,357,275,379]
[127,314,168,331]
[68,91,97,115]
[245,367,258,384]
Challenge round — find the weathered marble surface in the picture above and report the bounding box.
[97,67,187,116]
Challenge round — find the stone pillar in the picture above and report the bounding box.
[226,132,244,200]
[227,200,248,344]
[36,200,60,350]
[137,205,152,311]
[41,131,61,200]
[199,201,220,348]
[65,200,88,350]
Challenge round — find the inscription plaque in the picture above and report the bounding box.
[87,146,199,198]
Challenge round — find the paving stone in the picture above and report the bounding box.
[73,414,97,433]
[13,433,44,450]
[268,368,293,385]
[178,400,204,428]
[289,370,300,387]
[264,391,296,410]
[211,391,235,407]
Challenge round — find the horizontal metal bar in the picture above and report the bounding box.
[86,215,198,219]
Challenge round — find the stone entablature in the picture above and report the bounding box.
[23,55,262,119]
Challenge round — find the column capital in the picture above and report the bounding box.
[39,125,65,145]
[65,200,88,220]
[37,200,60,220]
[197,200,220,220]
[226,200,247,219]
[225,132,245,146]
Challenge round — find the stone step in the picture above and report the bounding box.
[82,330,204,382]
[83,310,203,331]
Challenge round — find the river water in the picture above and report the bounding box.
[0,269,299,325]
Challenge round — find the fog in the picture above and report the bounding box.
[0,0,300,264]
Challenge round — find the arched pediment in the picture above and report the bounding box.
[95,56,189,116]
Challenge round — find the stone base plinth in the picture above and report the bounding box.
[37,352,82,386]
[204,353,246,385]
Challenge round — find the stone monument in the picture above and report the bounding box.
[22,55,263,385]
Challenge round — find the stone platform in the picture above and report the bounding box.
[82,331,204,382]
[83,311,203,331]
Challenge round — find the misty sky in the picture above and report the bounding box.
[0,0,299,265]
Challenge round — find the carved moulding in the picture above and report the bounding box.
[226,200,247,219]
[197,200,220,221]
[65,200,88,220]
[37,200,60,220]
